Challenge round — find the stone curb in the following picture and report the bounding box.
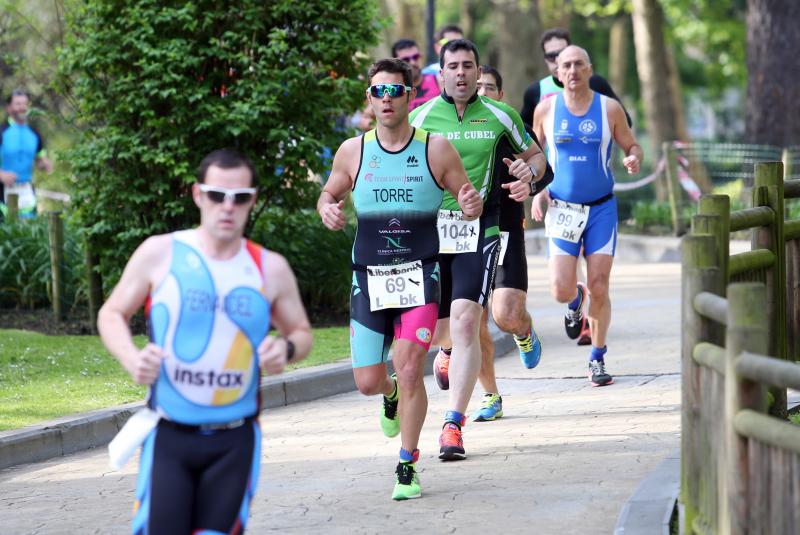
[613,450,680,535]
[0,329,515,471]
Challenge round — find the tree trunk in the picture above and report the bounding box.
[746,0,800,172]
[608,17,628,98]
[631,0,682,201]
[491,0,542,112]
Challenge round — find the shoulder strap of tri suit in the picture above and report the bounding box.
[245,240,266,284]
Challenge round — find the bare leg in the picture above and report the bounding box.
[585,254,614,348]
[390,339,429,452]
[477,307,498,394]
[447,298,483,414]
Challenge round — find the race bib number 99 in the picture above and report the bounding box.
[544,199,589,243]
[438,210,479,254]
[366,260,426,311]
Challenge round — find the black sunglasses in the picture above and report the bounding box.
[399,52,421,63]
[544,49,564,62]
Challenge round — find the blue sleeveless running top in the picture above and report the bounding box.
[0,120,44,184]
[545,92,614,204]
[352,128,443,267]
[146,230,270,425]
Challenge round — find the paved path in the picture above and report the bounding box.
[0,257,681,534]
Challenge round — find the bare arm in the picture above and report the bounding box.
[256,252,313,376]
[97,235,170,384]
[608,99,643,174]
[428,135,482,220]
[317,137,359,230]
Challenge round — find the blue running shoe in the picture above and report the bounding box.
[515,324,542,369]
[472,393,503,422]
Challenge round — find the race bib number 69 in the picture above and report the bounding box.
[366,260,426,311]
[544,199,589,243]
[438,209,479,254]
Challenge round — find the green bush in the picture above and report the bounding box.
[629,200,696,231]
[0,217,87,310]
[249,208,353,322]
[57,0,381,288]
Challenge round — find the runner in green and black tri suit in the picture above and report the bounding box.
[409,39,547,461]
[471,65,554,423]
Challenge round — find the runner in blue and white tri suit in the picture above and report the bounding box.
[533,46,643,387]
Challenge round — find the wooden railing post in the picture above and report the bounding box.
[697,194,731,279]
[753,162,787,418]
[680,233,725,533]
[85,242,103,334]
[7,193,19,223]
[664,141,685,236]
[724,283,769,535]
[48,211,64,322]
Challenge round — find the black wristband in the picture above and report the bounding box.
[284,338,296,362]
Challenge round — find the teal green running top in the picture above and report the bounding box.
[409,93,532,212]
[352,128,443,267]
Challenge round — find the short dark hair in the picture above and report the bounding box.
[480,65,503,91]
[391,39,418,58]
[7,89,30,104]
[435,24,464,42]
[197,148,256,185]
[540,28,571,52]
[439,39,480,68]
[367,58,413,88]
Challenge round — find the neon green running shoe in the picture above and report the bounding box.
[472,393,503,422]
[380,374,400,438]
[392,461,421,500]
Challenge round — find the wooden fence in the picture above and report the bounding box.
[681,161,800,534]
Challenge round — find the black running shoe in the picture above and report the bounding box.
[565,283,587,340]
[588,360,613,387]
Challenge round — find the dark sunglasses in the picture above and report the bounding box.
[368,84,412,98]
[544,49,564,62]
[399,52,421,63]
[198,184,256,205]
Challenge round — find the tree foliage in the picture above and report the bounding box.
[58,0,380,285]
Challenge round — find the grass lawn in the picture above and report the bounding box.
[0,327,349,431]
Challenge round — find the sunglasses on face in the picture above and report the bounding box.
[399,52,421,63]
[544,49,564,62]
[368,84,412,98]
[198,184,256,205]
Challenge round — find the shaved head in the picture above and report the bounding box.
[557,45,591,67]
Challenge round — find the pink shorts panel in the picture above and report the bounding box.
[393,302,438,350]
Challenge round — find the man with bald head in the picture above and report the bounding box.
[533,45,643,387]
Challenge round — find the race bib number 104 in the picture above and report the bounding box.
[544,200,589,243]
[366,260,426,311]
[438,210,479,254]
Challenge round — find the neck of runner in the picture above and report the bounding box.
[562,86,593,112]
[195,227,243,260]
[376,121,413,151]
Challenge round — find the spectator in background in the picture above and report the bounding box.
[0,89,53,218]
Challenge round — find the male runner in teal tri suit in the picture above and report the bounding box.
[318,58,481,499]
[409,39,547,461]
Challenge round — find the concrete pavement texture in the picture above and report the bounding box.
[0,255,681,534]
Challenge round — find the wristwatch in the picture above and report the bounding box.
[284,338,296,362]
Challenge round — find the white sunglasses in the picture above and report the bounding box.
[198,184,256,205]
